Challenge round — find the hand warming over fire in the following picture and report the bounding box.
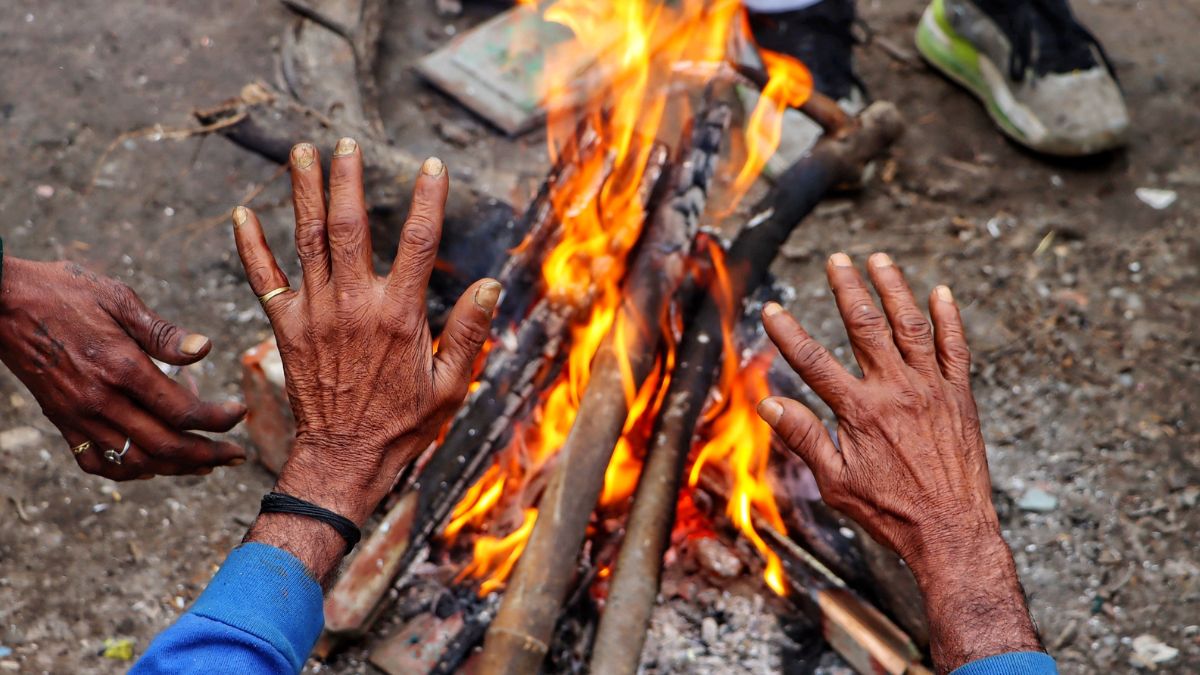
[757,252,1044,674]
[233,139,499,584]
[0,257,247,480]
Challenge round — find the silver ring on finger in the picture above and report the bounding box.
[104,438,132,465]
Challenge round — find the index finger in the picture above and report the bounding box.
[113,353,247,432]
[762,302,858,412]
[386,157,448,307]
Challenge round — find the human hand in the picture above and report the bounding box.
[757,252,1042,672]
[0,258,247,480]
[232,139,498,531]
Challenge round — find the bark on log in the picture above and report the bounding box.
[478,104,732,675]
[589,101,904,675]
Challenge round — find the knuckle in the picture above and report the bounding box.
[295,218,327,251]
[896,311,933,342]
[447,315,489,350]
[943,339,972,365]
[401,217,438,254]
[247,263,277,292]
[788,335,825,369]
[77,386,108,417]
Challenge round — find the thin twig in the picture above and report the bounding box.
[85,112,249,195]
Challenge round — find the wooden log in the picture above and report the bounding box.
[478,104,732,675]
[589,100,905,675]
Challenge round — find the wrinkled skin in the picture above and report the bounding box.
[235,139,498,585]
[758,252,1043,674]
[0,258,246,480]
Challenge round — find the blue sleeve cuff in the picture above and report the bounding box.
[951,651,1058,675]
[188,542,325,672]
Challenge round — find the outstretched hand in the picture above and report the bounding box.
[232,139,497,549]
[0,259,246,480]
[758,252,1043,673]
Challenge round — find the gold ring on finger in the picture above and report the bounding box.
[257,287,291,306]
[71,440,92,455]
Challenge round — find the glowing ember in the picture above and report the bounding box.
[443,0,810,598]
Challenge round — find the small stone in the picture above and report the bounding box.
[35,184,54,198]
[701,616,719,646]
[1130,634,1178,667]
[0,426,41,451]
[434,119,475,147]
[1134,187,1177,210]
[1017,488,1058,513]
[695,537,743,579]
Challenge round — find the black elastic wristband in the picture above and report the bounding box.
[259,492,361,555]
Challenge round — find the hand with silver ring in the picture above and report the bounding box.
[0,257,249,481]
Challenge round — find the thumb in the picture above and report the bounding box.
[106,282,211,366]
[432,279,501,405]
[757,396,841,479]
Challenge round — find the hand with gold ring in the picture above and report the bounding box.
[232,139,499,584]
[0,256,249,481]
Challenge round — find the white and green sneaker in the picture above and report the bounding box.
[916,0,1130,156]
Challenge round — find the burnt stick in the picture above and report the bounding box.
[478,104,732,675]
[588,100,904,675]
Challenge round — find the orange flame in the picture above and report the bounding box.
[727,47,814,208]
[688,243,788,595]
[444,0,806,598]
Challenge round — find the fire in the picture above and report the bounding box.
[688,242,788,596]
[444,0,808,598]
[727,47,814,208]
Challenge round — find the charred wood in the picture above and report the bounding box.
[589,101,904,675]
[479,104,732,675]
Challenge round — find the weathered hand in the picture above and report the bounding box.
[0,258,247,480]
[232,139,499,532]
[758,252,1042,673]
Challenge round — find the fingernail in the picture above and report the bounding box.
[232,205,248,228]
[292,143,315,169]
[180,334,211,356]
[227,457,245,467]
[137,474,154,481]
[421,156,445,176]
[763,302,784,317]
[936,285,954,304]
[474,280,502,312]
[830,252,852,268]
[224,400,247,416]
[869,252,893,268]
[757,398,784,426]
[334,137,357,157]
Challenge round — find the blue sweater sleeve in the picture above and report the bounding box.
[951,651,1058,675]
[131,543,325,675]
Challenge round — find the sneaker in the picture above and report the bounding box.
[741,0,867,179]
[915,0,1129,156]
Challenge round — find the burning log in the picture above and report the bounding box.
[479,103,732,675]
[589,100,904,675]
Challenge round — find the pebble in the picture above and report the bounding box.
[1134,187,1177,210]
[35,184,54,198]
[1017,488,1059,513]
[1130,634,1178,667]
[695,538,743,579]
[0,426,41,452]
[700,616,719,646]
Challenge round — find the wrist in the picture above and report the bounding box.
[0,256,28,314]
[275,438,409,526]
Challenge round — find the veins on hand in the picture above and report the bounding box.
[31,321,66,370]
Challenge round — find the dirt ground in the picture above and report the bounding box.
[1,0,1197,673]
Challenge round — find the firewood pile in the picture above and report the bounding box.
[216,1,925,673]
